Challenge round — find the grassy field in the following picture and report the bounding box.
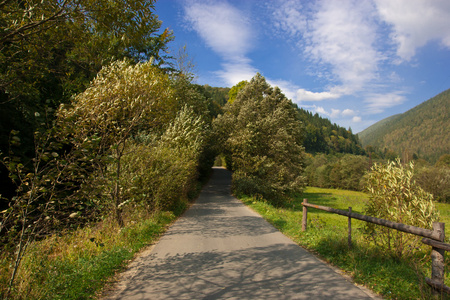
[240,187,450,300]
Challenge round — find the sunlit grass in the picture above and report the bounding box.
[1,211,177,300]
[240,186,450,299]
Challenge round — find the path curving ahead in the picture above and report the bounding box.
[105,167,378,300]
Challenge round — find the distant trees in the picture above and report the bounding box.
[414,154,450,203]
[305,154,369,191]
[295,108,365,155]
[213,74,305,204]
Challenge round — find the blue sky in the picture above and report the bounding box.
[155,0,450,133]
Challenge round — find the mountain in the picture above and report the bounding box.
[358,89,450,163]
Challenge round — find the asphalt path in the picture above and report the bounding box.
[105,167,379,299]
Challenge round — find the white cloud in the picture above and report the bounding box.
[305,0,381,91]
[183,0,253,61]
[215,61,258,87]
[315,106,328,115]
[271,0,306,37]
[296,88,341,101]
[352,116,362,122]
[330,109,341,118]
[375,0,450,62]
[342,109,356,116]
[270,0,386,105]
[364,92,406,113]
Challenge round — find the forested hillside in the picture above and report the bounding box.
[358,89,450,163]
[295,107,365,155]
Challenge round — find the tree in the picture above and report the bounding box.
[227,80,247,104]
[56,59,177,226]
[0,0,174,203]
[213,74,305,203]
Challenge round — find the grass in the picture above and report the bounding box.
[240,187,450,300]
[1,210,178,300]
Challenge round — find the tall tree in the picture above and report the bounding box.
[213,74,305,203]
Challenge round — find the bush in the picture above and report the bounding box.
[364,159,439,258]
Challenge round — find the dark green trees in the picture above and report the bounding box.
[214,74,305,203]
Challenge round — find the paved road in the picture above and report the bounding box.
[105,167,378,299]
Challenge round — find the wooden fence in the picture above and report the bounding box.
[301,198,450,295]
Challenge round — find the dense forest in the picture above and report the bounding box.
[358,89,450,164]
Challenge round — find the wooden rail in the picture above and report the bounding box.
[301,198,449,296]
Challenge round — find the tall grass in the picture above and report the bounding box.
[0,210,177,300]
[240,187,450,299]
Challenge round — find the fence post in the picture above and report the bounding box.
[348,207,352,249]
[431,222,445,296]
[302,199,308,232]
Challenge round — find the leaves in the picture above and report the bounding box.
[364,158,439,258]
[213,74,305,203]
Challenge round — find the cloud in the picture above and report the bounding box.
[305,0,381,90]
[270,0,388,108]
[352,116,362,122]
[310,106,358,119]
[183,0,253,61]
[296,88,341,101]
[271,0,307,37]
[364,91,406,113]
[215,61,258,86]
[375,0,450,62]
[342,109,356,116]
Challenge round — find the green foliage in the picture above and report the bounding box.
[227,80,247,104]
[364,159,440,258]
[305,154,369,191]
[295,108,365,155]
[214,74,305,203]
[122,106,208,211]
[1,56,213,296]
[358,89,450,164]
[56,59,177,226]
[0,0,174,207]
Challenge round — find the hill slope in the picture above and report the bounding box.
[358,89,450,163]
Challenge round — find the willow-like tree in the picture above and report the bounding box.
[57,59,177,226]
[213,74,305,203]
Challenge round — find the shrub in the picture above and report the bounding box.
[364,159,439,258]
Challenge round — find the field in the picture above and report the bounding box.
[240,187,450,300]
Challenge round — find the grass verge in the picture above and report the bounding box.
[0,210,178,300]
[239,187,450,300]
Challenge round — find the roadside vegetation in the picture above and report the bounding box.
[238,159,448,300]
[240,188,449,299]
[1,1,448,299]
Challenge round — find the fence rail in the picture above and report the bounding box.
[301,198,449,296]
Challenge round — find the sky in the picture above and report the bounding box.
[155,0,450,133]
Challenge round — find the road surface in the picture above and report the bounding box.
[105,167,379,299]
